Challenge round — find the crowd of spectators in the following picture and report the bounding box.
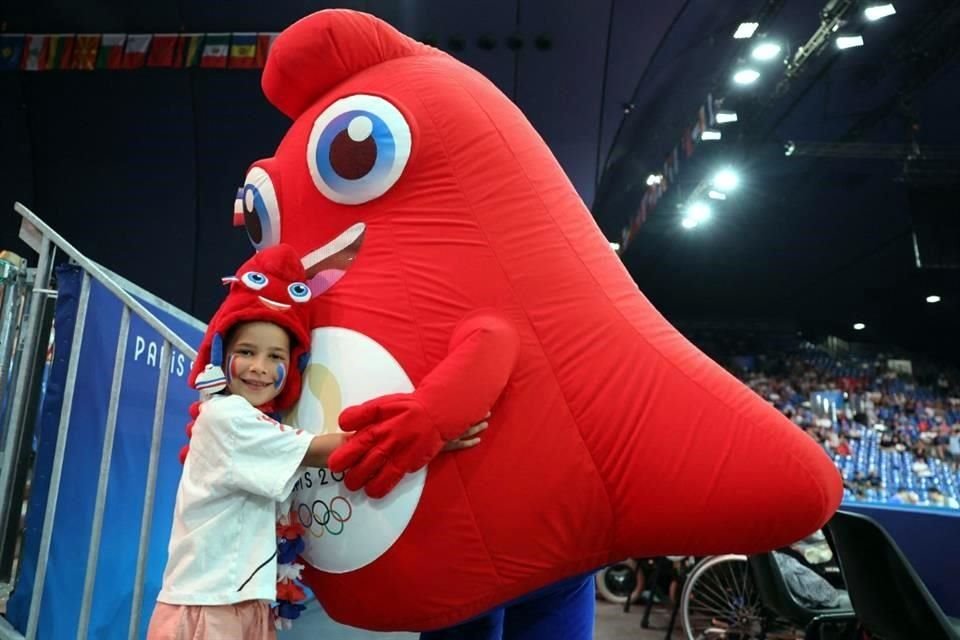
[715,339,960,509]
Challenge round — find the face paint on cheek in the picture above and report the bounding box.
[226,354,239,384]
[275,363,286,391]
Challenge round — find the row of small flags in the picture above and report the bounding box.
[619,93,719,252]
[0,32,280,71]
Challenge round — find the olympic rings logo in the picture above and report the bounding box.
[297,496,353,537]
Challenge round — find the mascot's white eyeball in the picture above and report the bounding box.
[241,167,281,250]
[287,282,311,303]
[241,271,270,290]
[306,94,412,205]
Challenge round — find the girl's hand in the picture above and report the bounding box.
[442,413,491,452]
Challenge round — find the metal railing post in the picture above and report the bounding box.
[76,306,131,640]
[25,273,91,640]
[128,341,172,640]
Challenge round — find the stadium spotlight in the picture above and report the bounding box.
[926,294,941,304]
[836,35,864,50]
[864,4,896,21]
[687,202,711,223]
[712,168,739,191]
[733,68,761,85]
[681,202,711,230]
[751,42,782,61]
[733,22,759,39]
[701,130,722,141]
[715,110,739,124]
[853,322,866,331]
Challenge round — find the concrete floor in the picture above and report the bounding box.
[280,598,680,640]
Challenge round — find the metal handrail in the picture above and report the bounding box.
[13,202,197,359]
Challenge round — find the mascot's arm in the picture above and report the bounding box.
[328,310,519,498]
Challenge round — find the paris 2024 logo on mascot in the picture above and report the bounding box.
[234,8,842,632]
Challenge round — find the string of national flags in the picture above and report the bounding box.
[0,32,280,71]
[620,92,720,252]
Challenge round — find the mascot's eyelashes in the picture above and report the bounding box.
[241,166,281,250]
[306,94,412,205]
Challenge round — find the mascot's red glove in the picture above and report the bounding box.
[328,310,518,497]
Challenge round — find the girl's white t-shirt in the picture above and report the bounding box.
[158,394,312,605]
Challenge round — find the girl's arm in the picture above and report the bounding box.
[301,432,350,468]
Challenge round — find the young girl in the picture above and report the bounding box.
[148,245,342,639]
[148,245,486,638]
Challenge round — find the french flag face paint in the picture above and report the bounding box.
[275,363,286,391]
[226,354,240,384]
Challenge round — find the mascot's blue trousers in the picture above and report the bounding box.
[420,574,595,640]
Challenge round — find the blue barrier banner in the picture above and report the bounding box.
[843,503,960,616]
[8,265,204,639]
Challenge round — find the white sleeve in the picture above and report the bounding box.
[203,396,313,501]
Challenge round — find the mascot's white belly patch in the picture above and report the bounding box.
[284,327,426,573]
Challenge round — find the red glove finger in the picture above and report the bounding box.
[342,445,390,493]
[365,462,406,499]
[339,393,412,432]
[327,428,378,473]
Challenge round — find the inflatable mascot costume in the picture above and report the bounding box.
[230,9,843,638]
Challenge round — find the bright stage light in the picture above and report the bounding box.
[836,35,864,50]
[853,322,866,331]
[701,130,722,141]
[715,110,739,124]
[751,42,782,61]
[733,22,759,39]
[687,202,711,224]
[646,174,663,186]
[865,4,896,21]
[681,202,711,230]
[609,242,621,251]
[733,68,761,85]
[708,190,727,201]
[926,295,941,304]
[713,169,739,191]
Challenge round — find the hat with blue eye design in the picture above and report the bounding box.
[188,244,313,411]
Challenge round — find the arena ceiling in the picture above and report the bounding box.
[1,0,957,358]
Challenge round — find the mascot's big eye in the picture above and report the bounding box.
[242,167,281,250]
[241,272,269,290]
[306,94,412,205]
[288,282,311,303]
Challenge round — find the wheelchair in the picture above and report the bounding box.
[680,554,769,639]
[679,548,857,640]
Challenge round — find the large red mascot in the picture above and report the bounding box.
[234,9,842,635]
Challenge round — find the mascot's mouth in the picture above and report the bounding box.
[301,223,366,296]
[258,296,291,311]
